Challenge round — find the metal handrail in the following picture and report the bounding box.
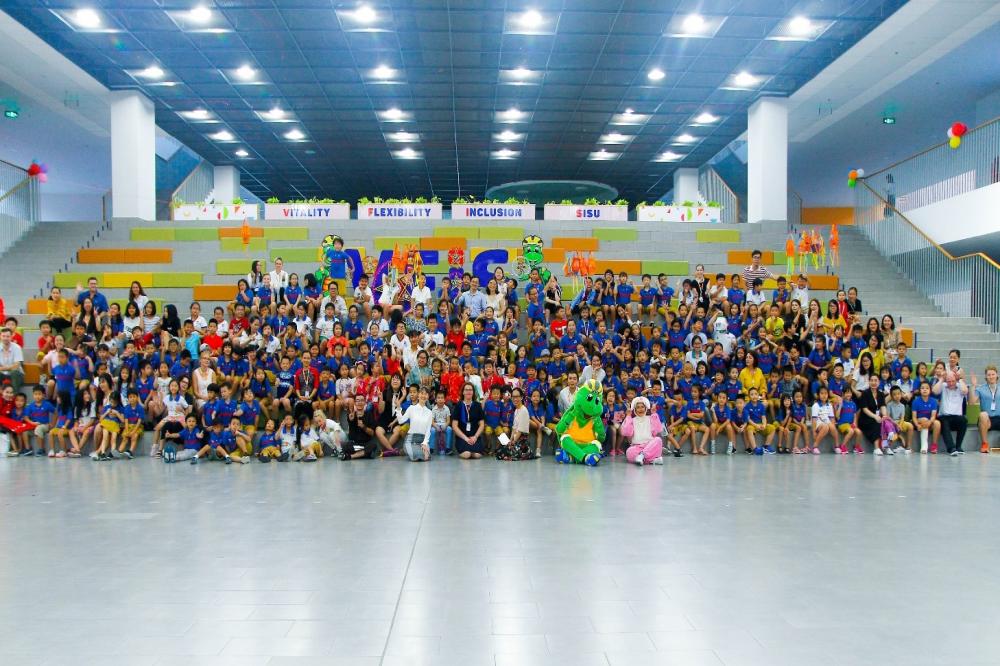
[697,167,740,224]
[860,114,1000,212]
[171,159,214,208]
[0,160,39,257]
[855,180,1000,332]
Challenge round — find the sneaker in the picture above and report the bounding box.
[884,447,894,456]
[110,449,122,459]
[764,446,776,455]
[542,426,552,436]
[726,443,734,455]
[753,446,764,456]
[903,448,911,455]
[68,451,81,458]
[20,449,34,457]
[930,443,938,454]
[874,447,883,456]
[854,445,864,455]
[303,453,317,462]
[554,449,569,464]
[6,450,18,457]
[35,449,45,457]
[652,457,664,465]
[583,453,600,467]
[635,452,645,466]
[292,450,306,462]
[833,446,843,455]
[950,450,959,457]
[240,456,252,464]
[224,456,232,465]
[673,449,683,458]
[47,450,55,458]
[190,455,199,465]
[89,451,99,460]
[957,449,965,455]
[153,450,162,459]
[981,442,990,454]
[811,447,820,455]
[123,451,134,460]
[55,451,66,458]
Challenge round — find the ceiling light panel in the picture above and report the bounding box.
[665,14,727,38]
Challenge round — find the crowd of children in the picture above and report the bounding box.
[2,244,998,466]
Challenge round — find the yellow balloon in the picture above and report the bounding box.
[949,136,961,149]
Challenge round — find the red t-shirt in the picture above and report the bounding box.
[203,334,224,353]
[549,319,568,338]
[446,330,465,350]
[229,317,249,336]
[440,371,465,403]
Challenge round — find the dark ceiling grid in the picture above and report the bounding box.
[2,0,909,202]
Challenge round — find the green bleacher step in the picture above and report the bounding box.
[269,247,319,263]
[217,259,263,275]
[131,228,175,241]
[174,227,219,242]
[695,229,740,243]
[221,238,267,252]
[592,227,639,241]
[262,227,309,241]
[641,260,689,275]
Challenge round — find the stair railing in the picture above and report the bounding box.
[697,167,739,224]
[0,158,39,256]
[863,115,1000,212]
[169,160,214,215]
[787,189,802,233]
[855,180,1000,333]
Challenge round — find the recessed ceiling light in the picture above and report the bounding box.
[264,107,285,120]
[789,16,812,35]
[372,64,394,79]
[494,148,516,158]
[234,149,248,157]
[284,128,305,140]
[624,108,634,114]
[211,130,234,141]
[73,8,101,29]
[734,71,758,87]
[504,107,523,119]
[511,67,531,78]
[398,147,417,158]
[519,9,543,28]
[389,131,418,142]
[383,107,404,120]
[656,151,682,161]
[235,65,256,80]
[682,14,705,33]
[601,132,629,144]
[647,68,665,82]
[498,130,519,141]
[188,6,212,23]
[694,112,718,124]
[354,5,377,23]
[139,66,164,79]
[185,108,209,120]
[675,133,696,143]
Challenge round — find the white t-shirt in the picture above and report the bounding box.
[269,270,289,294]
[792,287,810,308]
[409,285,432,308]
[512,404,530,435]
[396,403,433,436]
[422,329,445,349]
[164,394,189,419]
[189,315,208,333]
[811,401,834,424]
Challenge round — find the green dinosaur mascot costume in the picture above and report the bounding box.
[554,379,605,466]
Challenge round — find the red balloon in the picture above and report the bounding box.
[952,122,968,137]
[27,163,40,176]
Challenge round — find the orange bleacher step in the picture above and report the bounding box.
[218,227,264,238]
[77,248,173,264]
[551,237,599,252]
[193,284,238,301]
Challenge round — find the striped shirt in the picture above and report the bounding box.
[742,264,774,287]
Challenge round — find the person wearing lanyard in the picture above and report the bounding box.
[451,382,485,459]
[971,365,1000,453]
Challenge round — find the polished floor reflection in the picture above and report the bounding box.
[1,454,998,666]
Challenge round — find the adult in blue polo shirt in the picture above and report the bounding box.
[75,277,109,314]
[971,366,1000,452]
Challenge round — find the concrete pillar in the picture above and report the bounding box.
[747,96,788,224]
[672,168,700,203]
[213,165,240,203]
[110,91,156,220]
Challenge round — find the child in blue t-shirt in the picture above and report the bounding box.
[23,385,56,456]
[835,393,861,454]
[638,274,658,323]
[910,382,941,453]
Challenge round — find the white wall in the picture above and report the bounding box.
[40,192,104,222]
[905,180,1000,244]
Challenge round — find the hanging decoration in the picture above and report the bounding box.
[946,121,968,149]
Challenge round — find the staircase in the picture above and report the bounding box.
[0,220,109,314]
[838,224,1000,372]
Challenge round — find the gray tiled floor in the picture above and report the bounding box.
[3,453,1000,666]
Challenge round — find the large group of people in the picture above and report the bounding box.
[1,245,999,466]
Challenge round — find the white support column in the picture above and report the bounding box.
[213,165,240,203]
[747,96,788,224]
[110,91,156,220]
[672,168,700,203]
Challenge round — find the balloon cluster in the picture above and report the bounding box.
[847,168,865,188]
[946,121,968,149]
[26,160,48,183]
